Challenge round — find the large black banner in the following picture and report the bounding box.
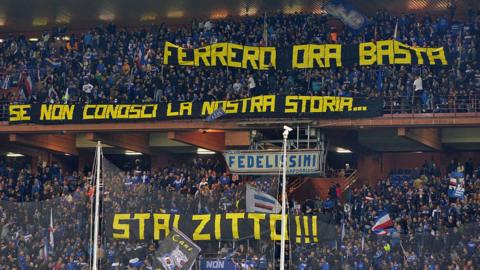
[164,40,450,70]
[153,228,201,270]
[109,213,336,243]
[9,95,383,124]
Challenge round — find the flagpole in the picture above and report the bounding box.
[399,238,408,261]
[263,12,268,46]
[50,208,54,250]
[280,125,292,270]
[92,141,101,270]
[393,19,398,40]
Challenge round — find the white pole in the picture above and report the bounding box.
[280,125,292,270]
[92,141,101,270]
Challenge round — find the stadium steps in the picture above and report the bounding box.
[288,170,358,201]
[287,176,307,195]
[343,170,359,191]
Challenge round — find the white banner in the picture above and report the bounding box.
[224,150,321,175]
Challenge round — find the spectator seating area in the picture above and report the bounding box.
[0,155,479,269]
[0,9,479,116]
[0,6,480,270]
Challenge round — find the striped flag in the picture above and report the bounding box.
[246,184,281,213]
[372,212,395,235]
[24,74,33,97]
[1,75,10,89]
[374,227,397,236]
[49,208,54,249]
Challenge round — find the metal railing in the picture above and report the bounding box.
[343,169,358,191]
[287,176,307,195]
[382,94,480,115]
[325,168,355,178]
[287,169,355,195]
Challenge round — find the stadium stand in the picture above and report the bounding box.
[0,2,480,270]
[0,9,479,117]
[0,155,479,269]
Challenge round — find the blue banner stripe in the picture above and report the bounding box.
[254,194,276,204]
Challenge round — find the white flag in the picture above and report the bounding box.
[49,208,54,249]
[393,19,398,40]
[361,233,365,251]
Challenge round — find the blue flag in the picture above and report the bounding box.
[448,172,465,199]
[324,0,368,30]
[205,106,226,122]
[323,199,335,209]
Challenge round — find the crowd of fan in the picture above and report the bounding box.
[1,8,480,114]
[0,155,479,269]
[293,158,480,270]
[0,156,260,269]
[0,158,91,269]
